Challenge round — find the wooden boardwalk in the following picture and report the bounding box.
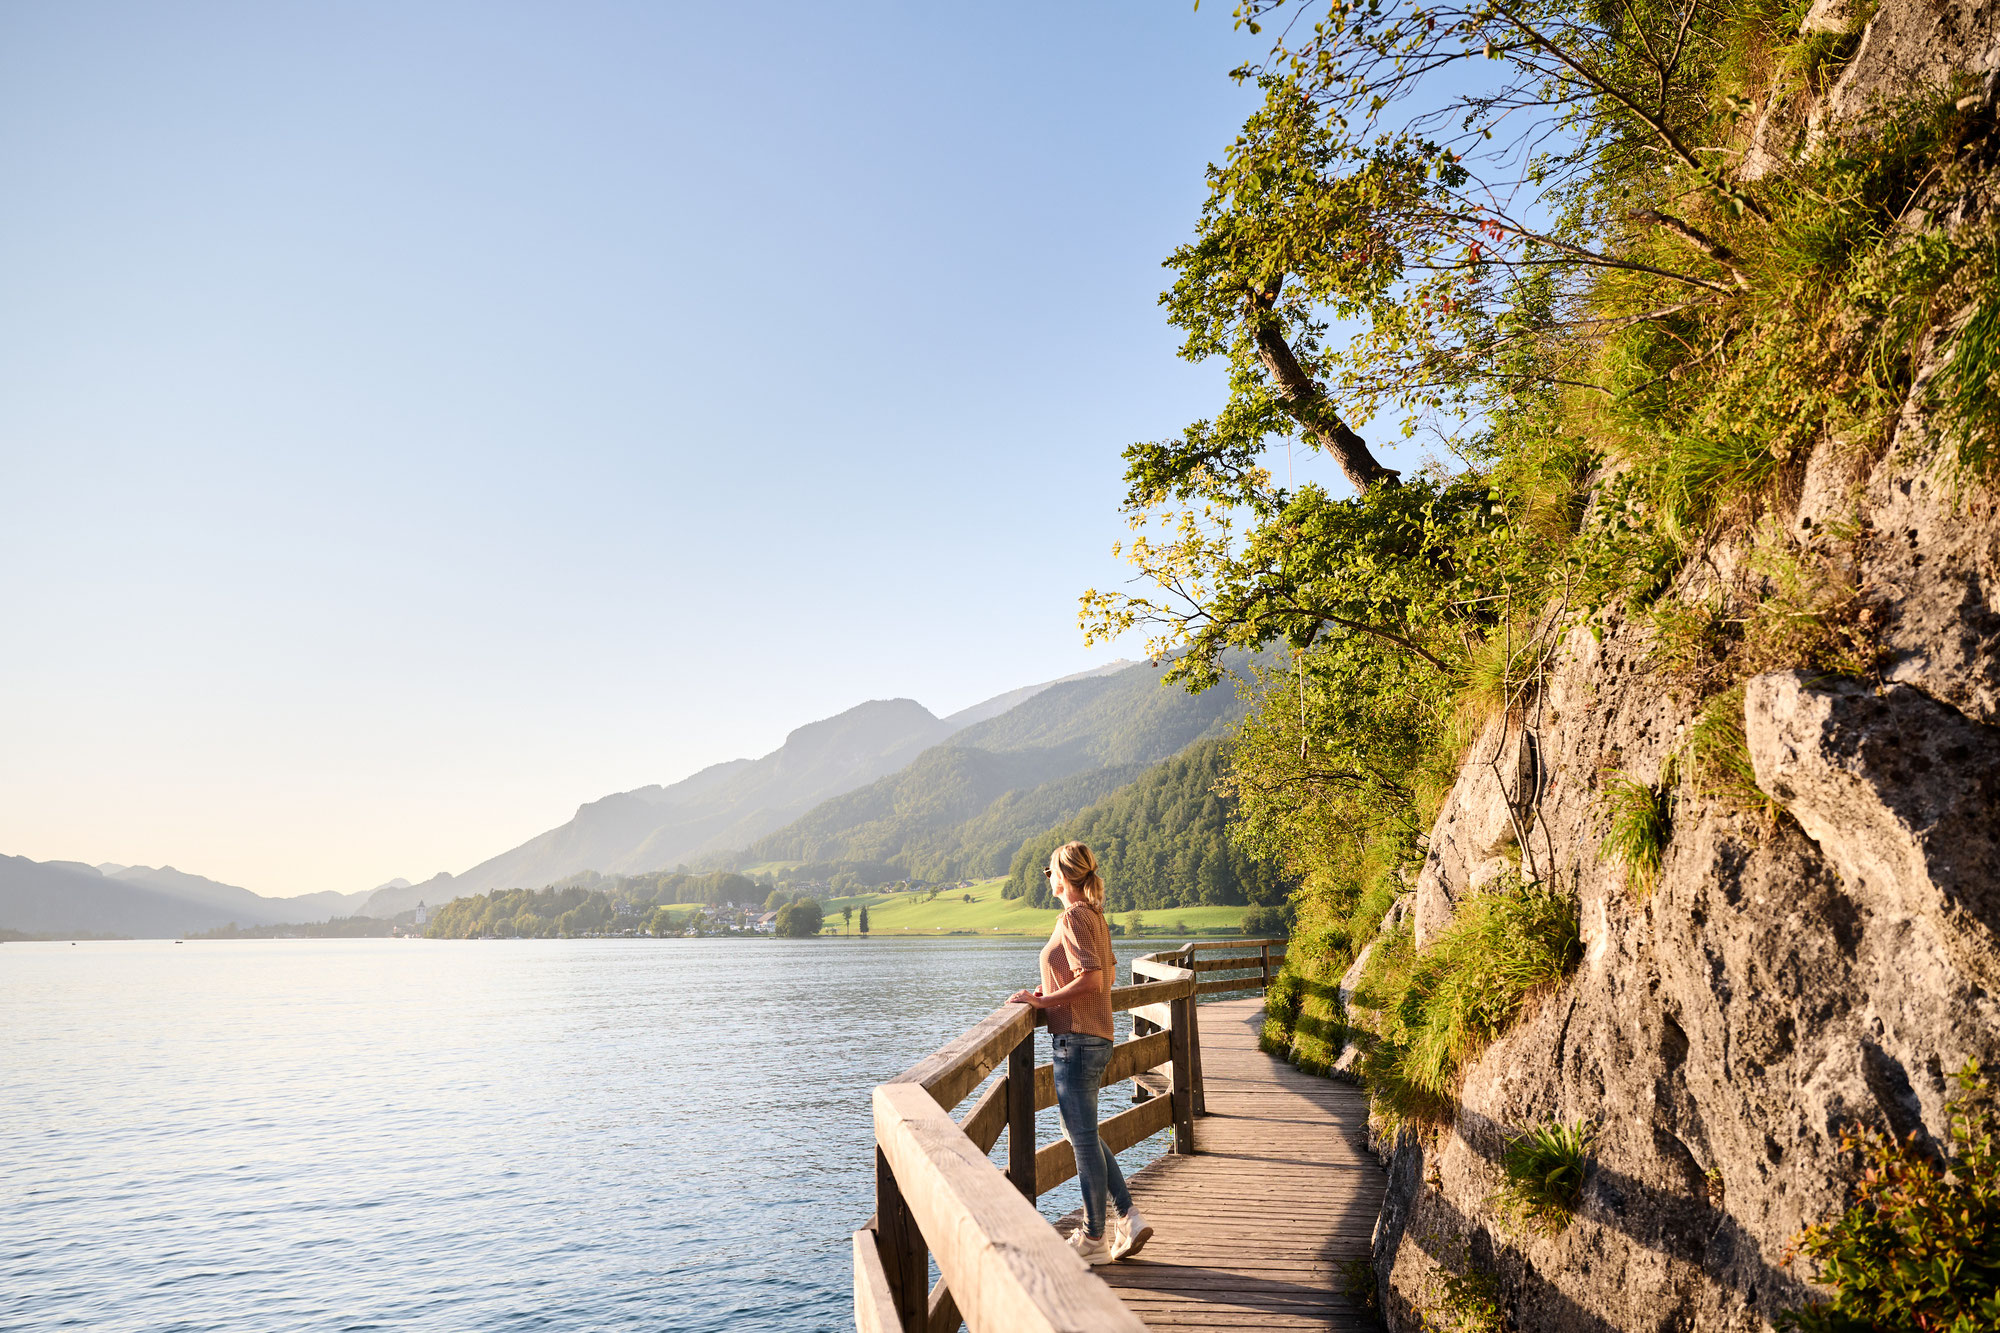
[1060,998,1384,1331]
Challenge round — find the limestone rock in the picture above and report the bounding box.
[1747,670,2000,985]
[1371,514,2000,1331]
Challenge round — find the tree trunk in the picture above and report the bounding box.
[1246,291,1401,492]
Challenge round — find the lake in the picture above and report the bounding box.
[1,937,1177,1332]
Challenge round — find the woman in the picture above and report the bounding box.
[1008,841,1154,1265]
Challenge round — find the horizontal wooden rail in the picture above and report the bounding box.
[958,1076,1010,1155]
[896,1005,1037,1113]
[1188,951,1285,972]
[954,1027,1172,1156]
[1032,1094,1175,1194]
[854,1225,902,1333]
[1197,975,1271,997]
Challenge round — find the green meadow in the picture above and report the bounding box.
[818,877,1261,938]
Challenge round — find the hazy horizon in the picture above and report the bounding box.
[0,4,1424,896]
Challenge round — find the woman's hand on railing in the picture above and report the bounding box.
[1007,988,1043,1009]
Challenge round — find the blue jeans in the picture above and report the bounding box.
[1051,1031,1132,1238]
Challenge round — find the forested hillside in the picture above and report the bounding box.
[1002,739,1290,911]
[734,656,1255,881]
[1088,0,2000,1325]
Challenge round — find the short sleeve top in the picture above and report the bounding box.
[1038,902,1116,1039]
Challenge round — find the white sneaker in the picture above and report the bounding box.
[1068,1227,1114,1266]
[1110,1205,1154,1260]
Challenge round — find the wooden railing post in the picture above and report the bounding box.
[875,1146,928,1333]
[1168,993,1197,1155]
[1005,1030,1036,1199]
[1188,991,1206,1116]
[1172,945,1207,1116]
[1260,942,1272,988]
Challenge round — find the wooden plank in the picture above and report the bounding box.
[1168,994,1196,1154]
[872,1082,1146,1333]
[877,1147,927,1333]
[1102,1029,1171,1087]
[1185,938,1286,951]
[1109,976,1193,1011]
[1074,998,1386,1332]
[1022,1028,1171,1116]
[927,1277,961,1333]
[853,1227,902,1333]
[1006,1036,1036,1199]
[1127,1001,1173,1030]
[1032,1091,1175,1195]
[959,1075,1008,1156]
[1187,952,1286,972]
[893,1004,1035,1113]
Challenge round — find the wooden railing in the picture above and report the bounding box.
[854,938,1287,1333]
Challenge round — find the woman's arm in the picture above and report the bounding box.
[1009,969,1100,1009]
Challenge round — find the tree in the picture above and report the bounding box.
[1077,0,1781,691]
[842,904,854,933]
[774,899,825,939]
[859,906,870,935]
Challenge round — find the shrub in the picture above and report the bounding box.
[1262,968,1304,1055]
[1779,1060,2000,1332]
[1242,904,1291,937]
[1356,879,1582,1136]
[1420,1237,1507,1333]
[1338,1254,1381,1316]
[1491,1119,1595,1235]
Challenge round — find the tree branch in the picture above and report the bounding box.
[1630,209,1752,290]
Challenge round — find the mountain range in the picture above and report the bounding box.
[732,654,1255,882]
[351,662,1140,919]
[7,656,1265,937]
[0,859,392,939]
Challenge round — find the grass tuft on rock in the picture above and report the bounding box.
[1684,684,1777,816]
[1599,773,1674,894]
[1355,878,1582,1138]
[1492,1119,1595,1236]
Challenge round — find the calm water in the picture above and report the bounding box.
[1,937,1172,1332]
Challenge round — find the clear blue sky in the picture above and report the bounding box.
[0,2,1424,896]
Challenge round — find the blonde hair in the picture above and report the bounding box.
[1050,841,1105,909]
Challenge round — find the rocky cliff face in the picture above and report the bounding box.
[1368,6,2000,1323]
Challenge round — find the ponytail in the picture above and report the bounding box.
[1051,841,1105,910]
